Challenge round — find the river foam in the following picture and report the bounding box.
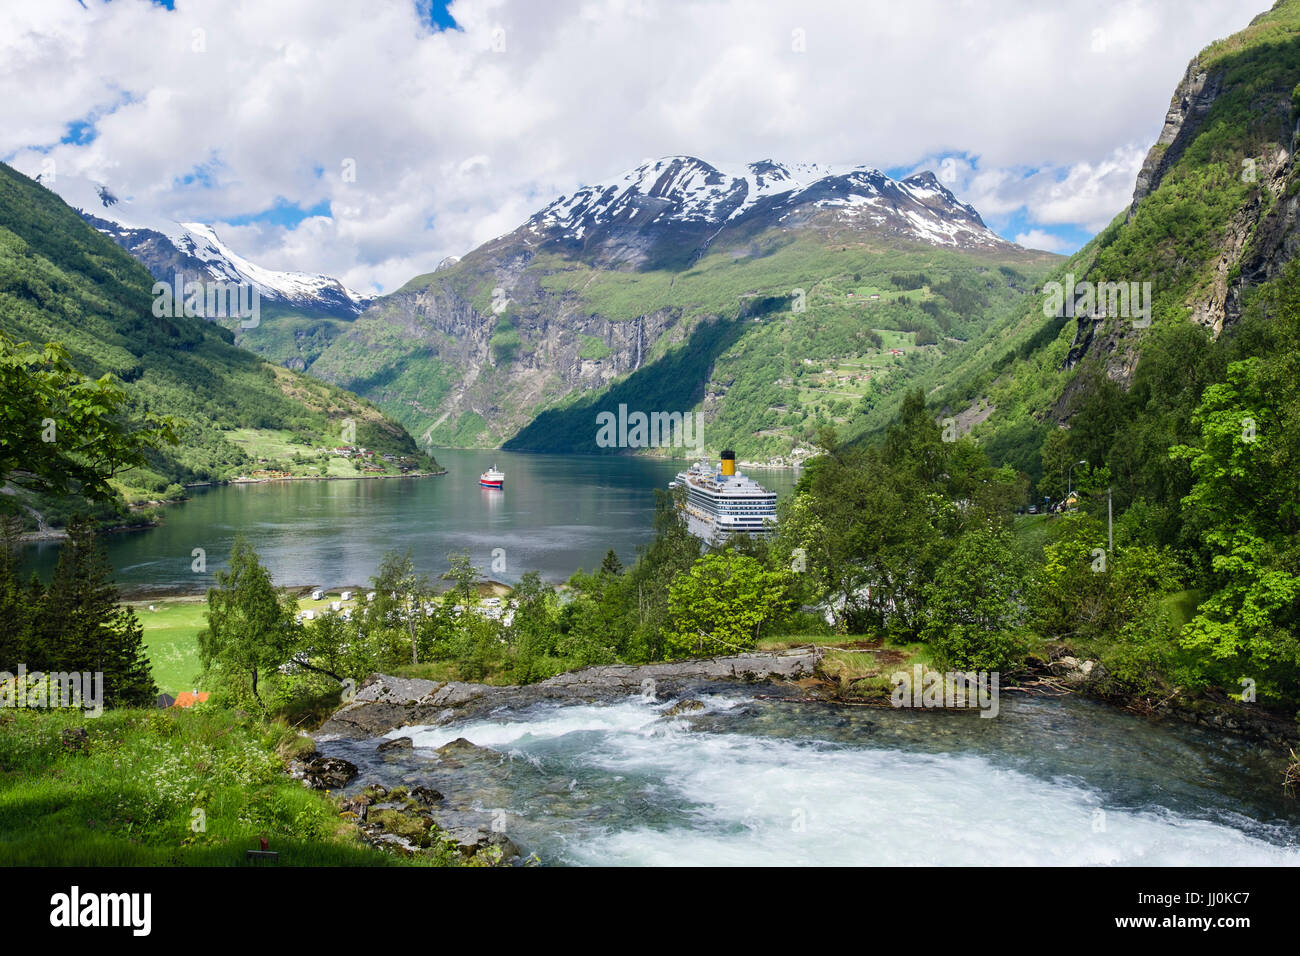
[388,694,1300,867]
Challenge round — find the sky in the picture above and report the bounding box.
[0,0,1274,295]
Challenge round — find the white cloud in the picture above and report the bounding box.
[1013,229,1074,254]
[0,0,1270,291]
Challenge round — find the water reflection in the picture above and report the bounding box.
[21,449,799,594]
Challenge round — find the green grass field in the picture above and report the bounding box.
[224,427,420,480]
[134,599,207,696]
[136,590,376,696]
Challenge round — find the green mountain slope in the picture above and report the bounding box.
[902,0,1300,704]
[0,162,434,524]
[505,238,1050,456]
[306,181,1056,458]
[935,0,1300,504]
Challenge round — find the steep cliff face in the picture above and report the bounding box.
[1222,144,1300,327]
[307,241,685,447]
[1127,61,1226,218]
[1056,4,1300,392]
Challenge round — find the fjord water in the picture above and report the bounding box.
[332,690,1300,866]
[23,449,797,594]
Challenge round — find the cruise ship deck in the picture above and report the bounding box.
[670,450,777,544]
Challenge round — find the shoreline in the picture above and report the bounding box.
[17,469,449,545]
[119,577,515,603]
[207,468,448,488]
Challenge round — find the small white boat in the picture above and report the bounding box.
[480,465,505,489]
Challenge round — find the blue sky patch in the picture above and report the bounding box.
[224,197,333,229]
[417,0,459,32]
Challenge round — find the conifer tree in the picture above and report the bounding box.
[39,516,156,706]
[0,518,30,671]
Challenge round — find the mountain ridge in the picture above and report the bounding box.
[37,174,372,316]
[517,155,1018,271]
[307,154,1052,455]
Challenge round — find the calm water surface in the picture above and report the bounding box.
[23,449,798,594]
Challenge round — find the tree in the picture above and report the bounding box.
[0,332,178,501]
[508,571,562,680]
[1171,345,1300,703]
[600,549,624,577]
[1038,427,1073,503]
[666,553,792,658]
[0,518,34,670]
[921,523,1027,671]
[374,549,432,665]
[198,536,296,710]
[614,487,700,661]
[24,516,156,706]
[441,551,480,609]
[1031,512,1181,645]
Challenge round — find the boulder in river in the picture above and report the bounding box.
[434,736,500,768]
[663,698,706,717]
[442,824,523,863]
[294,755,358,789]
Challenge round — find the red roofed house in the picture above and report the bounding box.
[172,691,210,708]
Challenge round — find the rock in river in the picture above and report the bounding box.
[294,755,358,790]
[316,648,824,739]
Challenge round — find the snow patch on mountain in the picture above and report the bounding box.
[529,156,1012,252]
[36,174,372,314]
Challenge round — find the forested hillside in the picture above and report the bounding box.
[0,163,433,526]
[881,0,1300,711]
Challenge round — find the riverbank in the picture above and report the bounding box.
[0,705,451,866]
[315,648,825,738]
[757,635,1300,753]
[217,468,448,487]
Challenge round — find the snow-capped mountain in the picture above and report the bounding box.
[305,152,1051,456]
[37,175,372,316]
[523,156,1014,268]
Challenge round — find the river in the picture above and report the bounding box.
[325,687,1300,866]
[21,449,799,595]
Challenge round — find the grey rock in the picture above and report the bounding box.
[315,648,823,740]
[296,755,358,789]
[409,785,445,806]
[443,824,522,861]
[663,698,706,717]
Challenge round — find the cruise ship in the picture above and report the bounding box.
[669,450,778,544]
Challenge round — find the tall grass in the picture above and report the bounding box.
[0,706,441,866]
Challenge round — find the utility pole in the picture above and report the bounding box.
[1108,486,1113,551]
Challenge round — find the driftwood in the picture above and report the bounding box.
[1000,675,1074,697]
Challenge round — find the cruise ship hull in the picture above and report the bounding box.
[673,459,777,544]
